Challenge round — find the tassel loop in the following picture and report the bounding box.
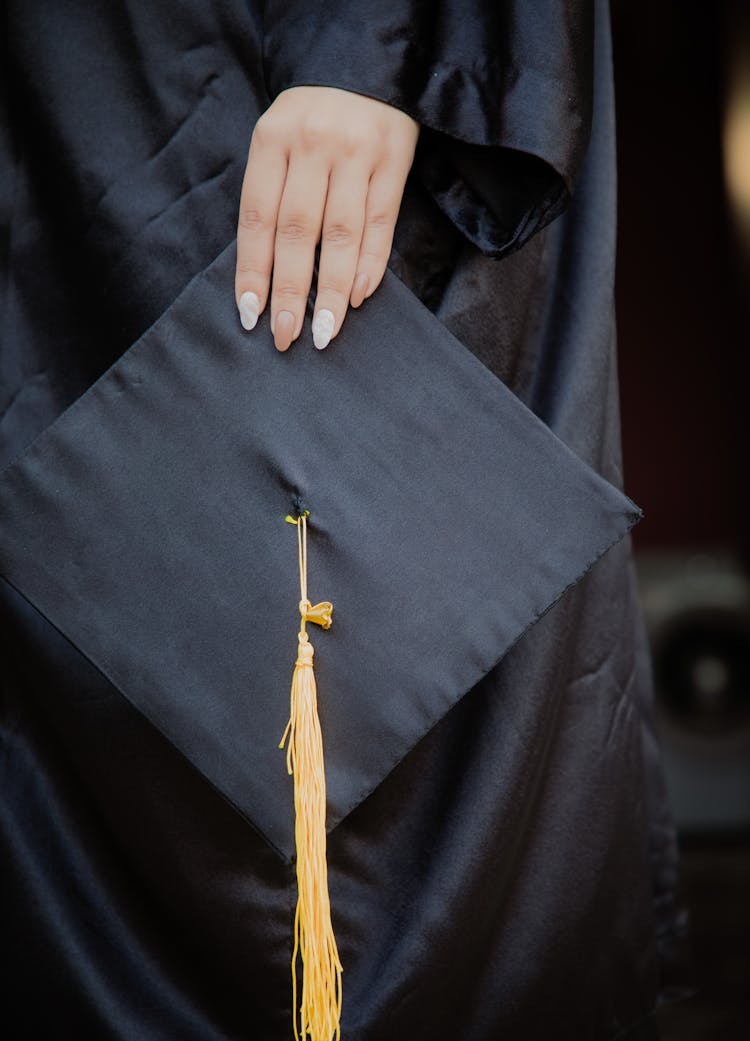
[300,598,333,630]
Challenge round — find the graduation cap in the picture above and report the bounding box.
[0,243,641,1041]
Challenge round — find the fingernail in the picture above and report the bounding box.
[351,273,369,308]
[275,310,296,351]
[312,308,335,350]
[239,291,260,331]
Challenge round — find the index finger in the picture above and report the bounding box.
[235,121,288,330]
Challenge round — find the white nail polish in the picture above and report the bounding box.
[239,291,260,331]
[312,309,335,350]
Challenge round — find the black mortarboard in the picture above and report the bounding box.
[0,243,640,1040]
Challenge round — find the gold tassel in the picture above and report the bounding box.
[280,510,343,1041]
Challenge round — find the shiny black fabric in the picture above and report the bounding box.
[263,0,593,257]
[0,1,683,1039]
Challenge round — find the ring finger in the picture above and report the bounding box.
[270,155,329,351]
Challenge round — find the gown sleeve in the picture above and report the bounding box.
[261,0,594,258]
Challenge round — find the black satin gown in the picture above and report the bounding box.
[0,1,686,1038]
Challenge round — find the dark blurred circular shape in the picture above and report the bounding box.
[653,607,750,735]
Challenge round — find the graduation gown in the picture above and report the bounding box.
[0,1,684,1038]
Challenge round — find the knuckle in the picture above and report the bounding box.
[366,211,392,231]
[251,115,280,149]
[277,217,312,242]
[322,222,355,247]
[299,115,329,151]
[359,248,385,265]
[297,115,376,157]
[316,282,349,301]
[236,263,267,279]
[339,128,371,158]
[238,207,270,234]
[273,283,304,301]
[377,145,399,166]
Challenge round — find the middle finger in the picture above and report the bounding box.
[311,159,370,350]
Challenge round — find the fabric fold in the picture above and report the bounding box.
[262,0,594,257]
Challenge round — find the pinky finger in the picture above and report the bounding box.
[350,171,401,308]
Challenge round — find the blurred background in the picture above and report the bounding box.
[613,0,750,1036]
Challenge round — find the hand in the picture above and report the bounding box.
[235,86,420,351]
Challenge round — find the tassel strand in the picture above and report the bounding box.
[280,511,342,1041]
